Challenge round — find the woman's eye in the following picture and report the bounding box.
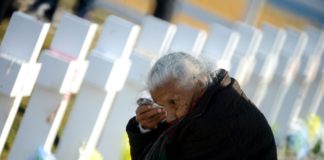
[168,99,176,105]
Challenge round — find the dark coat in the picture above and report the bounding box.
[126,69,277,160]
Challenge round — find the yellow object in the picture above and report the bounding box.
[306,114,322,145]
[79,143,103,160]
[88,149,104,160]
[121,133,131,160]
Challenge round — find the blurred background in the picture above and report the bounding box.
[0,0,323,159]
[1,0,323,41]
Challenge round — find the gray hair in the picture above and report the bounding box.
[147,52,214,90]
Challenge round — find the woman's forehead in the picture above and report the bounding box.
[150,80,192,99]
[150,80,178,96]
[152,78,177,90]
[150,84,174,97]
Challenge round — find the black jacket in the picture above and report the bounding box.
[126,69,277,160]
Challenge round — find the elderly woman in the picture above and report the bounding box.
[126,52,277,160]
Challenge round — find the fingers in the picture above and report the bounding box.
[136,105,166,129]
[141,112,166,129]
[136,105,151,115]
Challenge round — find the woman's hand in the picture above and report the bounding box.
[135,104,166,129]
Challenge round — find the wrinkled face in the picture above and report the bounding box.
[150,79,198,123]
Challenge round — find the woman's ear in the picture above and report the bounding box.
[196,79,204,88]
[196,76,208,89]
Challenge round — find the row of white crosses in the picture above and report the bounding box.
[55,15,139,160]
[0,12,50,154]
[97,16,177,160]
[244,24,287,110]
[0,11,323,159]
[8,13,97,160]
[299,28,324,119]
[258,27,308,128]
[198,20,263,88]
[274,28,324,144]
